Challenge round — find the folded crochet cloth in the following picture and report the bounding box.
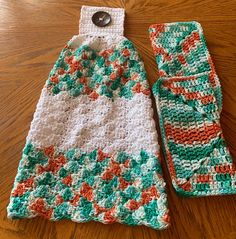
[149,21,236,197]
[7,6,169,230]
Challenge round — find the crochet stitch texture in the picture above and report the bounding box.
[7,6,169,230]
[149,21,236,196]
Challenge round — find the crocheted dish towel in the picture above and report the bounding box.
[148,21,236,197]
[7,6,169,230]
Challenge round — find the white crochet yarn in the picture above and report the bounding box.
[79,5,125,36]
[27,89,159,154]
[69,34,126,52]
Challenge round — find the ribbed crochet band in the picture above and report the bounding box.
[79,6,125,36]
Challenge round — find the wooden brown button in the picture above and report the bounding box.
[92,11,111,27]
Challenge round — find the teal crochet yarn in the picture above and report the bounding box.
[149,21,235,197]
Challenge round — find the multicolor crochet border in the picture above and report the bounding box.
[46,39,150,99]
[7,143,169,229]
[149,21,236,197]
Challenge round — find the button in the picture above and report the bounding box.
[92,11,111,27]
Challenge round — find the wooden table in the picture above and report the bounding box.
[0,1,235,238]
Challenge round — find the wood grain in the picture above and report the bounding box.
[0,1,235,238]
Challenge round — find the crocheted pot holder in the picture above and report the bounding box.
[149,21,236,197]
[7,6,169,230]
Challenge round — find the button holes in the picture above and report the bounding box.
[92,11,111,27]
